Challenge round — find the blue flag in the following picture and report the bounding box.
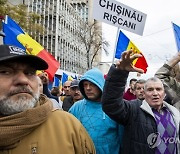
[5,16,24,33]
[61,72,68,86]
[172,22,180,52]
[2,16,25,49]
[53,76,60,87]
[115,31,129,59]
[3,23,25,49]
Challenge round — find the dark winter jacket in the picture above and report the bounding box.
[102,65,180,154]
[43,84,59,102]
[62,96,74,111]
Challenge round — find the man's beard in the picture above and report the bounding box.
[0,88,40,116]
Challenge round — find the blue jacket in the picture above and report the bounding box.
[69,68,123,154]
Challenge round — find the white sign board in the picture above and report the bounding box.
[92,0,147,35]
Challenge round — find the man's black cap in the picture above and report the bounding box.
[0,44,48,70]
[70,80,79,88]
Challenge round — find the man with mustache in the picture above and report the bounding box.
[0,45,95,154]
[62,79,83,111]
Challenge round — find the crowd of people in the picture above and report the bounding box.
[0,44,179,154]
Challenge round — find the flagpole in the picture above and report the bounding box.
[112,27,120,64]
[0,16,5,44]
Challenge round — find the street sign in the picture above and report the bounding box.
[92,0,147,36]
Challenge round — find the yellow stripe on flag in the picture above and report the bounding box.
[127,41,141,65]
[17,33,43,55]
[68,76,74,81]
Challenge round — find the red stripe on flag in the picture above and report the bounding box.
[134,54,148,73]
[37,49,60,81]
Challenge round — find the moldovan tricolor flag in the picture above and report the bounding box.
[2,15,60,81]
[59,72,74,90]
[172,22,180,52]
[115,30,148,73]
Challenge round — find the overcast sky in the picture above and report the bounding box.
[101,0,180,80]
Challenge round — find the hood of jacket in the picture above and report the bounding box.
[79,68,105,99]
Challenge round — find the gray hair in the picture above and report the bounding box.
[144,77,164,91]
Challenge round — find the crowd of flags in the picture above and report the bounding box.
[1,15,180,88]
[49,72,77,90]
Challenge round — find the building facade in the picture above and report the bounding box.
[8,0,102,75]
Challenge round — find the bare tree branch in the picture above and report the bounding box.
[78,21,109,69]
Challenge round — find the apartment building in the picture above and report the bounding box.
[8,0,102,75]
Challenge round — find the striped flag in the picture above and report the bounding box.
[53,76,60,87]
[115,30,148,73]
[2,15,60,81]
[59,72,74,90]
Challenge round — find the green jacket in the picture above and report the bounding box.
[0,109,96,154]
[155,64,180,111]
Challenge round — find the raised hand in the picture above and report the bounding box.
[38,72,49,84]
[116,50,144,73]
